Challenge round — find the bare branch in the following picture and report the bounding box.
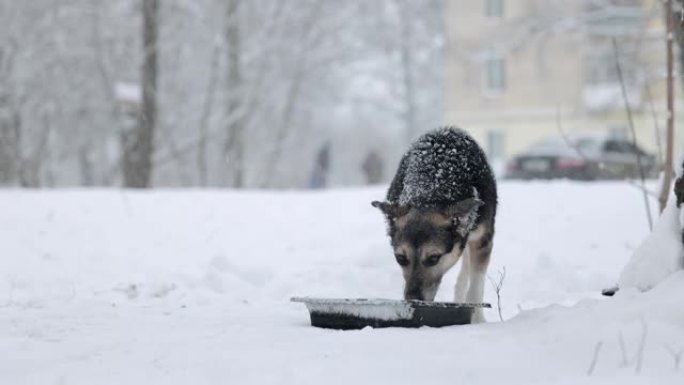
[664,345,684,371]
[587,341,603,376]
[660,0,676,212]
[613,38,653,231]
[643,81,664,167]
[487,266,506,322]
[634,319,648,374]
[196,39,221,186]
[618,331,629,367]
[555,105,591,163]
[625,179,659,199]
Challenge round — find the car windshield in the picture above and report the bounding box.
[524,137,599,157]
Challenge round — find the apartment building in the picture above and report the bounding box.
[444,0,677,167]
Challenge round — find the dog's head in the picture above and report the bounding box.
[372,198,483,301]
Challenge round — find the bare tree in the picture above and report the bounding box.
[123,0,158,188]
[660,0,676,212]
[613,38,653,230]
[665,345,684,371]
[586,341,604,375]
[223,0,245,188]
[487,267,506,322]
[395,0,417,146]
[0,99,20,186]
[258,1,325,187]
[0,31,20,186]
[0,0,445,188]
[197,40,220,187]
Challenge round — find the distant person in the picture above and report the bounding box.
[309,142,330,189]
[362,150,383,185]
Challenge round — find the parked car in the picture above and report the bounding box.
[505,135,658,180]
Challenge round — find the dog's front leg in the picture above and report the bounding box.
[454,248,469,302]
[465,226,493,323]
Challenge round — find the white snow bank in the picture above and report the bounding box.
[618,152,684,291]
[1,182,682,384]
[618,191,684,291]
[0,182,652,312]
[114,82,141,103]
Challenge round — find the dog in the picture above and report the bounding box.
[674,161,684,244]
[372,127,497,323]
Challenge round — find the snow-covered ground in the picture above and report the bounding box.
[1,182,683,384]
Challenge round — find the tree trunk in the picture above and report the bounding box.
[223,0,245,188]
[0,109,20,186]
[397,0,416,146]
[18,113,51,188]
[659,0,676,212]
[79,143,95,187]
[197,43,220,187]
[672,1,684,87]
[123,0,158,188]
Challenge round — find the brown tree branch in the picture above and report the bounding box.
[612,38,653,230]
[660,0,676,212]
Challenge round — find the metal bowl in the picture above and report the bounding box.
[291,297,491,329]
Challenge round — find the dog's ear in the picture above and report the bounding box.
[371,201,409,220]
[445,198,483,236]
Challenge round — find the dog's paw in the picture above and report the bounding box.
[471,309,486,324]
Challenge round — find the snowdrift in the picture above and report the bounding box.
[1,182,682,384]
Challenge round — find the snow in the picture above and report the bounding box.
[292,298,415,321]
[582,83,642,112]
[1,182,683,384]
[397,127,492,206]
[619,159,684,291]
[114,82,142,104]
[619,192,684,291]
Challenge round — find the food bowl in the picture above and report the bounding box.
[291,297,491,329]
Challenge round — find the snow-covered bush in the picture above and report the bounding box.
[618,170,684,291]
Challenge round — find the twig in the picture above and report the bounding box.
[643,81,664,168]
[625,179,659,199]
[634,319,648,374]
[555,105,591,163]
[617,321,651,374]
[196,38,221,186]
[664,345,683,371]
[612,38,653,231]
[618,331,629,367]
[587,341,603,375]
[557,104,654,232]
[487,266,506,322]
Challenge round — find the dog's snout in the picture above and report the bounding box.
[404,290,424,301]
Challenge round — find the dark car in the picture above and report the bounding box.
[505,135,657,180]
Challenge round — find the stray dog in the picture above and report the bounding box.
[372,127,497,322]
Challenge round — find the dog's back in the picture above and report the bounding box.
[386,127,497,226]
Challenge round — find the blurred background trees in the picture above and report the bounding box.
[0,0,443,188]
[0,0,679,189]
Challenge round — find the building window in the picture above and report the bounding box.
[584,44,639,85]
[484,0,504,18]
[486,129,505,160]
[483,57,506,93]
